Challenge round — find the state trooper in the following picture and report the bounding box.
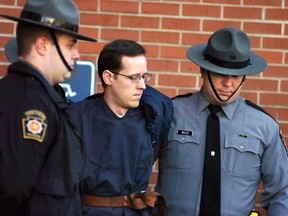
[155,26,288,215]
[0,0,96,215]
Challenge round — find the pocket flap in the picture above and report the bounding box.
[225,134,260,154]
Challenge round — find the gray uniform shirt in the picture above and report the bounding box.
[156,90,288,216]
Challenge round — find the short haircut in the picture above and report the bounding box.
[97,39,146,87]
[16,22,64,57]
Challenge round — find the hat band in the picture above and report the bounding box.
[20,10,78,33]
[203,51,250,69]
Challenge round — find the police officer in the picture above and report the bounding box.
[155,26,288,215]
[0,0,96,215]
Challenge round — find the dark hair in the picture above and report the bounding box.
[97,39,146,87]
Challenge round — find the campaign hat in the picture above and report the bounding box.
[187,26,266,75]
[0,0,96,42]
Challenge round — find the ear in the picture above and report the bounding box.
[200,67,205,78]
[34,36,50,56]
[102,70,114,86]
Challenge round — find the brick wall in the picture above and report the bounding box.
[1,0,288,215]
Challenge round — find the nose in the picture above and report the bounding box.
[73,49,80,61]
[137,77,146,90]
[222,76,233,86]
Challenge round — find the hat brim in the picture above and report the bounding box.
[0,14,97,42]
[5,38,78,81]
[187,44,267,76]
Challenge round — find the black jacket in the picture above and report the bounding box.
[0,61,83,216]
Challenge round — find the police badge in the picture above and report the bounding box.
[22,110,47,142]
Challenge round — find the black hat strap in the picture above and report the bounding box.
[203,50,250,69]
[50,30,72,72]
[207,70,246,103]
[21,10,78,33]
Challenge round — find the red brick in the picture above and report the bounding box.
[283,24,288,35]
[147,59,178,72]
[161,46,188,59]
[0,7,21,18]
[244,22,282,35]
[162,18,200,31]
[178,88,199,95]
[264,65,288,78]
[265,107,288,121]
[142,2,179,15]
[203,21,241,32]
[256,50,282,64]
[266,9,288,21]
[144,45,160,58]
[80,13,118,26]
[142,31,179,44]
[18,0,25,6]
[181,61,201,74]
[242,78,278,91]
[244,0,281,6]
[204,0,240,3]
[183,4,221,17]
[280,80,288,92]
[0,50,8,62]
[224,6,263,19]
[159,74,197,87]
[0,65,9,76]
[156,87,177,98]
[75,0,98,11]
[1,0,16,5]
[260,93,288,106]
[121,16,159,29]
[0,22,15,34]
[101,1,139,13]
[249,36,262,49]
[78,27,99,41]
[101,29,139,41]
[241,91,258,102]
[78,55,97,64]
[284,54,288,64]
[182,32,211,46]
[0,36,14,48]
[78,41,103,55]
[263,37,288,50]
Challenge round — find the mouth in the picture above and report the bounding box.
[218,90,231,97]
[133,93,143,99]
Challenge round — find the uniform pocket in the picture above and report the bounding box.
[223,134,261,178]
[160,129,202,168]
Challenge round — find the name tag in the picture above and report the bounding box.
[177,130,193,136]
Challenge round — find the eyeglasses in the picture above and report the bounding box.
[110,71,152,83]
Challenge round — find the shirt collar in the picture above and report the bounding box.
[197,89,240,120]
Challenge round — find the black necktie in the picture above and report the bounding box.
[199,104,221,216]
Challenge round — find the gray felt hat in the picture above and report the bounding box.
[0,0,96,42]
[187,26,267,75]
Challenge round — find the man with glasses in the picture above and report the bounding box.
[68,39,172,216]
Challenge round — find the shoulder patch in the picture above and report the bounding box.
[22,109,47,142]
[172,92,193,100]
[245,100,288,156]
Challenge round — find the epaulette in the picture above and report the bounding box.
[245,100,288,156]
[245,100,275,122]
[171,92,193,100]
